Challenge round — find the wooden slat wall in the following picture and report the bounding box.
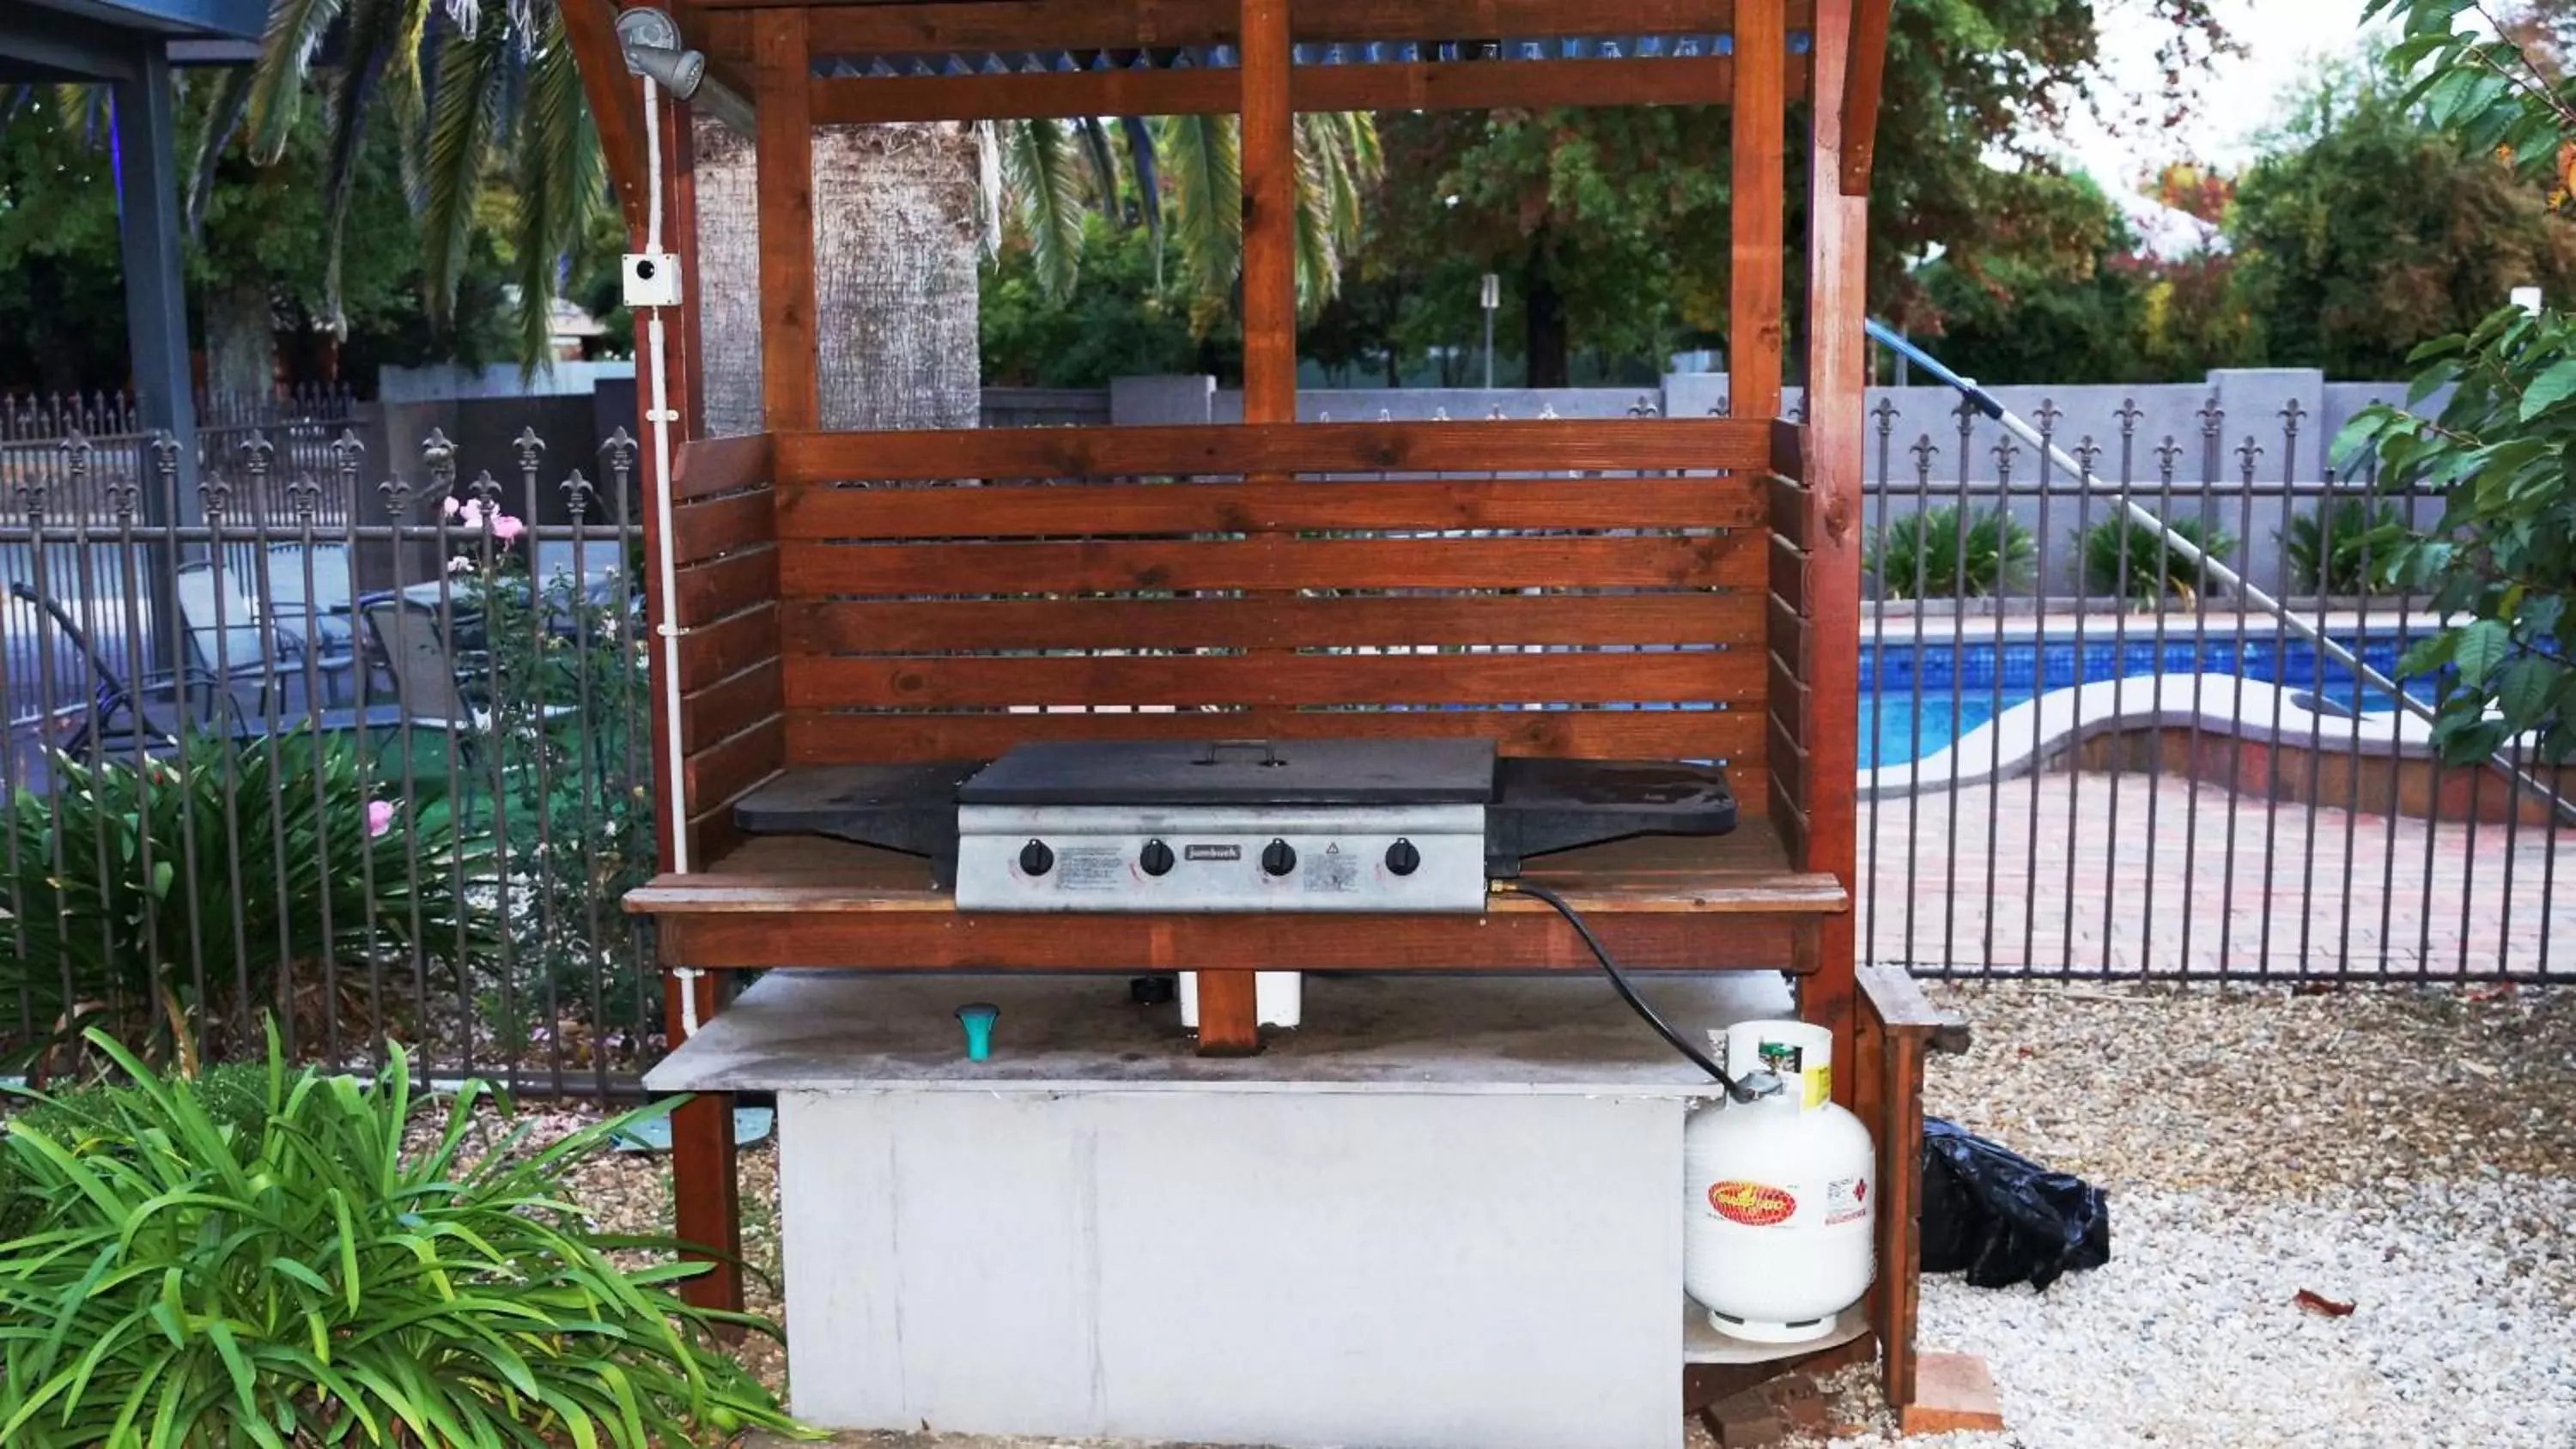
[1765,421,1813,857]
[698,0,1818,50]
[767,421,1773,791]
[671,435,785,860]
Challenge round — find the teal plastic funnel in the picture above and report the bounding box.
[955,1003,1000,1061]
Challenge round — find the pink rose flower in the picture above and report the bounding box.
[491,512,526,543]
[368,800,396,838]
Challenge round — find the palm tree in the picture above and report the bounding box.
[240,0,1376,421]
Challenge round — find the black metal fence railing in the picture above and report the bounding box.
[1856,393,2568,981]
[0,399,2560,1095]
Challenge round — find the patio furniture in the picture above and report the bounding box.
[357,596,575,746]
[10,581,406,752]
[175,559,355,709]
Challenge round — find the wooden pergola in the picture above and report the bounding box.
[568,0,1965,1422]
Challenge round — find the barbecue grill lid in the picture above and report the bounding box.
[958,739,1497,806]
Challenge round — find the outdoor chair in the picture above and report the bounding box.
[359,596,577,746]
[261,543,360,682]
[175,560,355,711]
[9,581,406,755]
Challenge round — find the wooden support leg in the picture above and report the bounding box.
[664,964,744,1314]
[1795,919,1859,1109]
[1193,969,1262,1057]
[1856,967,1964,1422]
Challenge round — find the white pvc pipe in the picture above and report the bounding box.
[639,76,694,883]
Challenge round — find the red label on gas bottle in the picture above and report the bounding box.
[1707,1180,1796,1227]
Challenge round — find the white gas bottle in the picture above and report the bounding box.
[1682,1020,1875,1343]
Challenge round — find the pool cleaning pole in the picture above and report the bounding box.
[1864,321,2576,826]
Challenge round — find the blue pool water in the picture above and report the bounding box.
[1859,634,2438,768]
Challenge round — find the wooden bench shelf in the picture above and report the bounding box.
[629,821,1846,971]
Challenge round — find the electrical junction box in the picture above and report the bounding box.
[622,252,683,309]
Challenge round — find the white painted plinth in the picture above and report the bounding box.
[646,972,1795,1449]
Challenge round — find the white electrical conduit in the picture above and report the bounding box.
[1867,322,2576,828]
[639,75,707,1033]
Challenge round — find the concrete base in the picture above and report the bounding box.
[647,973,1797,1449]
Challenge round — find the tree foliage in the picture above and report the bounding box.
[2334,0,2576,767]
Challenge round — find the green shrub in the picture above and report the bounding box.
[0,731,498,1060]
[2282,499,2407,595]
[1867,505,2038,600]
[0,1026,806,1447]
[2079,512,2240,604]
[0,1059,270,1239]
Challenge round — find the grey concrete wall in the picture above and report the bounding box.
[777,1086,1686,1448]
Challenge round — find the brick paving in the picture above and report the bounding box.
[1862,773,2574,978]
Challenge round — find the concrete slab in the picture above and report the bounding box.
[644,971,1793,1095]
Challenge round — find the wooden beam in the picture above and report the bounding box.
[695,0,1810,52]
[1797,0,1865,1113]
[557,0,651,235]
[805,55,1786,124]
[755,9,819,431]
[1240,0,1297,423]
[1839,0,1893,195]
[1728,0,1785,421]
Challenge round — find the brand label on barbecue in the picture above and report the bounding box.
[1824,1176,1868,1227]
[1303,843,1359,893]
[1707,1180,1797,1228]
[1058,846,1126,890]
[1184,844,1240,862]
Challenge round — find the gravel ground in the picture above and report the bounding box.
[557,980,2576,1449]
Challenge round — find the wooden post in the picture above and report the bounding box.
[756,7,818,432]
[1239,0,1297,424]
[1728,0,1786,421]
[1798,0,1867,1094]
[664,953,744,1314]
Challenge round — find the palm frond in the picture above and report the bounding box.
[316,0,417,330]
[418,9,507,324]
[1152,112,1241,312]
[1119,114,1163,244]
[1001,118,1087,300]
[1075,117,1121,220]
[507,3,604,369]
[246,0,349,161]
[184,68,253,239]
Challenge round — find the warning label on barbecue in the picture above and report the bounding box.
[1303,843,1358,893]
[1058,846,1127,891]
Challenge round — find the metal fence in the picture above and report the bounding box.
[0,396,2559,1093]
[1856,393,2568,982]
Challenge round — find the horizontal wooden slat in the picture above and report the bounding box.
[675,545,778,627]
[674,434,773,502]
[1765,591,1809,673]
[811,67,1235,124]
[773,419,1771,483]
[684,714,785,807]
[781,533,1761,595]
[1768,712,1808,810]
[778,475,1764,539]
[785,592,1765,653]
[696,0,1805,48]
[672,488,775,567]
[806,55,1776,123]
[677,603,780,693]
[1769,533,1807,610]
[1771,419,1806,481]
[682,658,785,754]
[662,909,1802,970]
[1766,649,1810,747]
[1768,474,1809,549]
[787,648,1759,709]
[781,705,1765,767]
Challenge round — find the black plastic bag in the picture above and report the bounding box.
[1918,1118,2111,1290]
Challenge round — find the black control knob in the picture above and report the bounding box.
[1261,839,1298,877]
[1384,838,1421,876]
[1139,839,1176,876]
[1018,839,1054,876]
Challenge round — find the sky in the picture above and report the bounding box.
[2060,0,2387,185]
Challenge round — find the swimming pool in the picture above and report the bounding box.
[1859,633,2437,767]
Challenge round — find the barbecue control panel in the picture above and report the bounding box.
[954,806,1487,912]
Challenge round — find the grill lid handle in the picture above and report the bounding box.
[1194,738,1286,768]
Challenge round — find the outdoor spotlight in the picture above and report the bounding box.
[615,7,755,136]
